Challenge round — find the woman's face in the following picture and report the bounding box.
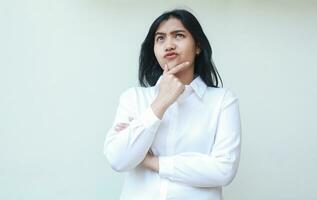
[154,17,200,71]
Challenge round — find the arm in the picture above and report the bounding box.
[103,87,162,172]
[158,90,242,187]
[105,63,199,172]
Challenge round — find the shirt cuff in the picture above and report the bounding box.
[139,106,162,130]
[159,156,174,180]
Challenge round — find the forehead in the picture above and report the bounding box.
[155,17,187,33]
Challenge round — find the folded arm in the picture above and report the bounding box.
[158,90,242,187]
[103,88,162,172]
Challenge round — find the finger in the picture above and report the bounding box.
[115,123,129,127]
[115,125,129,132]
[163,63,168,75]
[115,123,128,128]
[115,124,129,129]
[149,149,154,156]
[115,127,123,132]
[114,123,129,131]
[167,61,190,75]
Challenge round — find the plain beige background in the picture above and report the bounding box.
[0,0,316,199]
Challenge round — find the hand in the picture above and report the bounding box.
[140,150,159,172]
[156,62,190,107]
[151,61,190,119]
[114,118,159,172]
[114,117,133,133]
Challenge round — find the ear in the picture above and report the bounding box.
[196,47,201,55]
[196,43,201,55]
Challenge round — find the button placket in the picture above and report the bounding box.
[170,103,178,155]
[166,107,172,154]
[160,104,177,200]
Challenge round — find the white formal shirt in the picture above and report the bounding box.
[104,75,242,200]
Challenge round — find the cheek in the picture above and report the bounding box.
[179,40,196,56]
[153,46,160,60]
[182,46,196,61]
[154,46,164,64]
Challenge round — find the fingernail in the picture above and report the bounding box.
[186,61,190,65]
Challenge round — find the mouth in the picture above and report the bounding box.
[164,52,178,60]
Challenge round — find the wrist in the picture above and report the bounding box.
[151,98,169,119]
[150,156,159,172]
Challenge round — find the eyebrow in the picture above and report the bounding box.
[155,29,186,36]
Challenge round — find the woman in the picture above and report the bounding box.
[104,9,241,200]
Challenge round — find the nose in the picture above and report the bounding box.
[164,37,176,51]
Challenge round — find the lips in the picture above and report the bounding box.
[164,52,178,59]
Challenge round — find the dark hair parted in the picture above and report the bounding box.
[138,9,223,87]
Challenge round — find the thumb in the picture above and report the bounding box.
[163,63,168,75]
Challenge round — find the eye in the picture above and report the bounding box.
[176,33,185,38]
[156,36,164,42]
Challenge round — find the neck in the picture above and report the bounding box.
[175,66,195,85]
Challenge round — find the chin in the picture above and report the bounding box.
[167,59,182,68]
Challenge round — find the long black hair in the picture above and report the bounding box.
[138,9,223,88]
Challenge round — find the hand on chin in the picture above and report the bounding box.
[167,60,181,70]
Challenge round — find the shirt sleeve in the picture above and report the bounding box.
[104,87,162,172]
[158,89,242,187]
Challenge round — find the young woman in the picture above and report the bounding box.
[104,9,241,200]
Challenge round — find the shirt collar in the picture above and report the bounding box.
[154,75,207,99]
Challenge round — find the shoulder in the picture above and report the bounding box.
[119,86,153,101]
[221,87,238,100]
[205,87,239,109]
[205,87,238,98]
